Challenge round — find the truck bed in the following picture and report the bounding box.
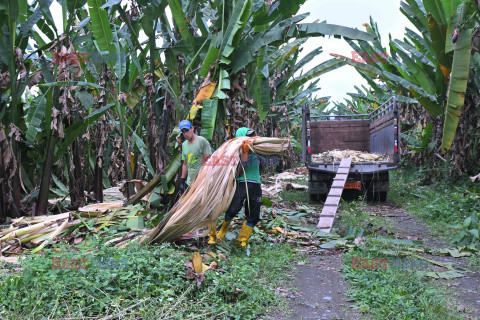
[302,97,400,174]
[308,158,397,174]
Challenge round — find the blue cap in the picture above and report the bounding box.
[179,120,192,130]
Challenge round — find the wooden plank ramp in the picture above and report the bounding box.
[316,158,352,233]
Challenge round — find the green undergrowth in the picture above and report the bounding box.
[389,168,480,253]
[342,241,465,320]
[334,200,395,237]
[336,200,474,319]
[0,237,296,319]
[278,189,311,204]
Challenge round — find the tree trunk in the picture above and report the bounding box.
[68,138,86,208]
[35,134,58,216]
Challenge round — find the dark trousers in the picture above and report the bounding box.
[225,182,262,227]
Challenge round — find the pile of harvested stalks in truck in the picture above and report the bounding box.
[139,136,290,244]
[311,150,389,163]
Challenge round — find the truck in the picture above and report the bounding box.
[302,97,400,202]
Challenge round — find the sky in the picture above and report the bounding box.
[297,0,414,104]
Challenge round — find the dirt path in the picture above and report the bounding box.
[271,200,480,320]
[282,250,363,320]
[366,201,480,319]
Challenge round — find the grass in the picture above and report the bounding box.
[342,242,465,320]
[333,200,395,238]
[389,168,480,244]
[278,189,311,204]
[3,165,479,319]
[0,236,297,319]
[335,180,478,320]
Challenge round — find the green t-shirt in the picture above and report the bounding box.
[237,154,261,184]
[181,135,212,185]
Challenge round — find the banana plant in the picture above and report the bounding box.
[332,0,480,152]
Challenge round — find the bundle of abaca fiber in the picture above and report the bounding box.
[141,136,290,244]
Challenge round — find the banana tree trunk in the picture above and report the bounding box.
[68,138,86,208]
[126,152,182,205]
[35,134,58,216]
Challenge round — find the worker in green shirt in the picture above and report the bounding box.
[215,127,263,246]
[179,120,212,193]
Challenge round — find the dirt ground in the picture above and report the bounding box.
[271,201,480,320]
[279,251,363,320]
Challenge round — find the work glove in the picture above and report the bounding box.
[179,178,187,194]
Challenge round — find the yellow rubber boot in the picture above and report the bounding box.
[216,219,232,242]
[237,221,253,247]
[207,223,217,245]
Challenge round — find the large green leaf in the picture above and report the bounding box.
[294,47,323,73]
[269,38,306,69]
[390,41,436,95]
[297,23,376,42]
[439,0,464,20]
[221,0,252,59]
[288,59,346,92]
[39,81,103,89]
[113,28,126,80]
[19,2,46,38]
[277,0,306,18]
[87,0,116,67]
[200,35,220,77]
[423,0,446,24]
[426,14,450,72]
[213,69,230,99]
[167,0,195,54]
[26,95,47,144]
[67,0,88,12]
[200,99,219,140]
[256,47,271,122]
[401,0,429,32]
[442,28,473,151]
[132,131,155,176]
[394,39,434,67]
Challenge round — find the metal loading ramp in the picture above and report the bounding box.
[316,157,352,233]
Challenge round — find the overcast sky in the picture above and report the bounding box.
[297,0,414,104]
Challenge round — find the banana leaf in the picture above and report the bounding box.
[166,0,195,54]
[423,0,447,24]
[200,99,218,140]
[297,23,376,41]
[442,27,473,151]
[221,0,252,59]
[87,0,116,67]
[287,59,346,92]
[256,47,271,122]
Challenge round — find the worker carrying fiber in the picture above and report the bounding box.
[209,127,263,246]
[179,120,213,193]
